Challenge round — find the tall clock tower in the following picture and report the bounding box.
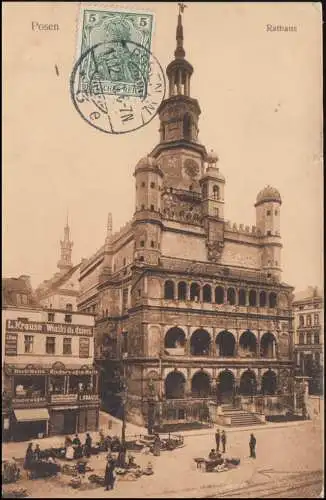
[151,5,207,193]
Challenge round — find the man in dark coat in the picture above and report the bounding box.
[249,433,256,458]
[215,428,220,452]
[104,458,116,491]
[84,433,92,458]
[72,434,81,446]
[221,430,227,453]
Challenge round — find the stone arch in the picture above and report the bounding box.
[215,286,224,304]
[178,281,187,300]
[51,361,66,370]
[217,370,235,403]
[239,330,257,357]
[249,289,257,306]
[164,327,186,349]
[164,280,175,299]
[216,330,236,357]
[165,370,186,399]
[261,369,277,395]
[191,370,211,398]
[203,284,212,303]
[190,329,211,356]
[239,369,257,395]
[259,290,267,307]
[190,282,200,301]
[269,292,277,308]
[227,287,236,305]
[260,332,277,359]
[238,288,246,306]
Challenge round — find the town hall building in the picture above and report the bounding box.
[78,9,295,427]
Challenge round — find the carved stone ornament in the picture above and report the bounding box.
[207,241,224,262]
[184,158,200,178]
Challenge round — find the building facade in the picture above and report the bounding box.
[2,303,99,441]
[293,286,323,395]
[35,219,81,311]
[78,11,295,427]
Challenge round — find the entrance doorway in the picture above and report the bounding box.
[217,370,235,403]
[64,410,77,434]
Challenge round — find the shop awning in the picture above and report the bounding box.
[14,408,50,422]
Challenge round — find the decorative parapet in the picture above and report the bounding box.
[111,220,133,244]
[224,221,260,236]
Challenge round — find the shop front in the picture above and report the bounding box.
[12,408,50,441]
[49,406,79,435]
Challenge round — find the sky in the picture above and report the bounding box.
[3,2,323,293]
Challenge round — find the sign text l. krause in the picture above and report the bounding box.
[6,320,93,337]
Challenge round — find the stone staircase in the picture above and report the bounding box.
[220,403,265,427]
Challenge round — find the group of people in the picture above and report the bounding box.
[214,428,257,459]
[24,443,42,469]
[65,433,93,460]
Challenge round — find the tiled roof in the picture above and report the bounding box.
[2,276,38,306]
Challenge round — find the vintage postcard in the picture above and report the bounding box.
[2,2,323,498]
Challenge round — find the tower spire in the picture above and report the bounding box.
[57,216,73,271]
[175,3,187,59]
[106,212,113,242]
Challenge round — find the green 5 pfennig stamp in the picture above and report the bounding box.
[78,8,154,98]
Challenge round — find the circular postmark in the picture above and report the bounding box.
[70,40,166,134]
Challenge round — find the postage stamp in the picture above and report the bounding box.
[71,7,165,134]
[78,8,154,98]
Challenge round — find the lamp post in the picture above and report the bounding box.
[119,359,128,448]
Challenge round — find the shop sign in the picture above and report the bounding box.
[5,333,18,356]
[6,320,93,337]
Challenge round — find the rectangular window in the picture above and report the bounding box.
[66,303,73,311]
[24,335,34,353]
[63,337,72,355]
[299,315,304,327]
[79,337,90,358]
[122,288,128,312]
[314,314,319,325]
[306,315,312,327]
[65,314,72,323]
[314,334,320,344]
[46,336,56,354]
[299,332,305,344]
[48,312,55,322]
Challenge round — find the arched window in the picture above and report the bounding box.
[215,286,224,304]
[269,292,277,308]
[249,290,257,307]
[191,371,211,398]
[165,371,186,399]
[178,282,187,301]
[299,315,304,327]
[259,291,267,307]
[306,314,312,326]
[183,113,192,141]
[164,327,186,349]
[190,283,200,302]
[203,284,212,303]
[164,280,175,300]
[213,185,220,200]
[299,332,304,344]
[307,333,312,344]
[238,289,246,306]
[227,288,236,305]
[190,329,211,356]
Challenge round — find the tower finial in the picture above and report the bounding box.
[175,3,187,59]
[106,212,113,241]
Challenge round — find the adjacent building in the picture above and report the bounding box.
[78,10,295,428]
[293,286,323,395]
[2,278,99,441]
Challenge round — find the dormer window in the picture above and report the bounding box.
[266,210,271,216]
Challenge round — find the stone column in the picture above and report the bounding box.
[211,329,217,357]
[64,375,67,394]
[224,288,228,305]
[199,286,203,303]
[186,368,192,397]
[234,330,239,357]
[187,284,191,301]
[245,290,250,306]
[177,69,182,94]
[257,331,261,357]
[66,375,70,394]
[185,326,191,355]
[272,340,276,358]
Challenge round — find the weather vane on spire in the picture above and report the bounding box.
[178,2,187,15]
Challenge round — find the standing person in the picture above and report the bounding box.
[153,433,161,456]
[215,428,220,452]
[84,433,92,458]
[72,434,81,447]
[24,443,34,469]
[221,430,227,453]
[34,444,41,461]
[104,458,116,491]
[249,433,256,458]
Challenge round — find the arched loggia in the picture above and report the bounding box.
[260,332,277,359]
[190,329,211,356]
[215,330,236,357]
[164,327,186,349]
[239,370,257,396]
[239,330,257,357]
[165,371,186,399]
[191,371,211,398]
